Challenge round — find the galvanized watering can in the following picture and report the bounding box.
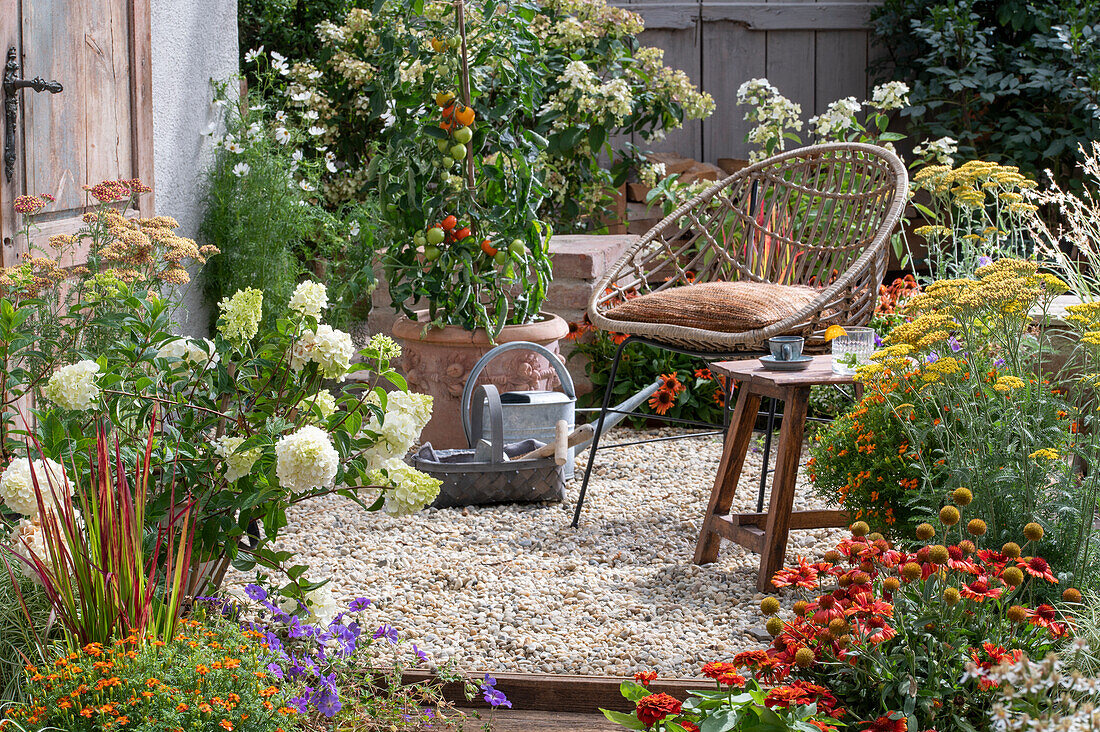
[460,341,577,478]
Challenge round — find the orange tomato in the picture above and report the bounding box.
[454,227,472,241]
[441,104,455,120]
[441,215,457,231]
[430,37,446,53]
[480,239,498,257]
[454,105,475,127]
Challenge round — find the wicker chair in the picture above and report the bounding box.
[572,142,908,526]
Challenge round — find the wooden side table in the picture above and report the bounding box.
[694,355,852,591]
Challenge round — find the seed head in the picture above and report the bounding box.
[929,544,950,565]
[760,597,781,616]
[1001,567,1024,587]
[1063,588,1082,603]
[1023,522,1044,542]
[868,532,885,542]
[939,506,961,526]
[823,550,841,564]
[794,647,815,668]
[765,617,784,636]
[901,562,922,582]
[883,577,900,593]
[915,523,935,541]
[850,521,870,537]
[952,487,973,506]
[959,540,976,554]
[792,600,808,617]
[943,587,961,605]
[1002,542,1022,559]
[828,618,849,635]
[967,519,987,536]
[1006,605,1028,623]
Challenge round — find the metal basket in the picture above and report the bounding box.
[413,384,565,508]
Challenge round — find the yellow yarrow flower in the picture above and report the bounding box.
[992,375,1026,393]
[1028,448,1060,461]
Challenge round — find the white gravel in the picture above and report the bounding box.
[231,427,844,678]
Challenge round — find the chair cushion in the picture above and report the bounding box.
[603,281,821,334]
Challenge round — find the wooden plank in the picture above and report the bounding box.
[734,508,850,530]
[0,5,24,260]
[700,20,766,161]
[711,355,855,388]
[84,0,134,189]
[764,0,815,140]
[711,517,767,553]
[814,28,869,111]
[627,3,874,31]
[129,0,156,211]
[638,26,703,160]
[489,711,620,731]
[400,671,705,714]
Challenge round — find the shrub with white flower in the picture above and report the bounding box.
[985,645,1100,731]
[288,280,328,319]
[0,457,70,517]
[313,389,337,419]
[158,337,219,368]
[914,136,959,166]
[870,80,910,111]
[217,287,264,347]
[809,96,861,138]
[214,435,263,482]
[362,392,434,468]
[290,324,355,380]
[361,333,402,366]
[275,425,340,492]
[370,457,442,516]
[44,360,100,411]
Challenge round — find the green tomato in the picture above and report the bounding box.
[426,227,446,245]
[436,138,450,153]
[413,231,427,246]
[453,126,473,144]
[424,245,441,262]
[450,144,468,161]
[494,250,507,266]
[508,239,526,256]
[448,35,461,49]
[443,156,455,168]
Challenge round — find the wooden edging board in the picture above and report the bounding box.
[401,670,704,714]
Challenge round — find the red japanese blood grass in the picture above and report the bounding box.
[2,410,194,644]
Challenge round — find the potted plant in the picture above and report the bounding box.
[375,0,565,447]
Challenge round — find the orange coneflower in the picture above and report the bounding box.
[1026,603,1069,637]
[1018,556,1057,583]
[648,387,676,415]
[694,367,713,380]
[658,373,684,394]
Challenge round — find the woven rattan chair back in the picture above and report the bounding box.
[589,143,909,352]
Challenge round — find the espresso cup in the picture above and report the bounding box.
[768,335,804,361]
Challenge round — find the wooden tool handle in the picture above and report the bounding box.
[516,423,594,461]
[553,420,569,466]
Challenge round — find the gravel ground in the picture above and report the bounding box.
[230,427,845,678]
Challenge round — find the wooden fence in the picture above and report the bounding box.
[612,0,883,162]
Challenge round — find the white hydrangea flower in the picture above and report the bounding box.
[362,333,401,362]
[314,389,337,419]
[8,514,50,574]
[913,136,959,166]
[870,81,910,111]
[306,583,339,626]
[218,288,263,347]
[0,458,70,517]
[214,435,263,482]
[44,360,100,412]
[370,457,441,515]
[275,425,339,492]
[809,96,861,138]
[159,337,219,368]
[362,392,433,467]
[290,325,355,380]
[288,281,328,319]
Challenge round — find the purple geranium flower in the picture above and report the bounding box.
[266,662,285,680]
[244,583,267,602]
[480,676,512,709]
[873,332,884,348]
[948,336,963,353]
[978,255,993,267]
[349,597,370,612]
[263,631,283,653]
[994,357,1006,366]
[925,351,939,364]
[411,643,429,663]
[288,693,310,714]
[374,624,399,644]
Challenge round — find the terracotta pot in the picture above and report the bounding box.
[392,311,570,449]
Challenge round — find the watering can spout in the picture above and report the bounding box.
[573,379,661,453]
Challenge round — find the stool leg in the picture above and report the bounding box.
[756,397,779,512]
[757,387,809,592]
[571,336,632,528]
[695,385,760,564]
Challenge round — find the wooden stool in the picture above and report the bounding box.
[694,355,852,591]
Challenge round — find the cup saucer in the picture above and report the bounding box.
[760,354,813,371]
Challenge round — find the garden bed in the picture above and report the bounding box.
[229,427,844,678]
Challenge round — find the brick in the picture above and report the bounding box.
[549,234,635,279]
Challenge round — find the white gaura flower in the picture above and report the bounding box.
[0,457,70,517]
[244,46,264,63]
[232,162,251,177]
[308,126,326,137]
[275,110,287,123]
[274,127,291,145]
[226,141,245,154]
[288,280,328,319]
[44,360,100,411]
[214,435,262,482]
[276,425,339,492]
[290,90,312,103]
[298,179,315,192]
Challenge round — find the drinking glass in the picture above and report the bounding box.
[831,326,875,375]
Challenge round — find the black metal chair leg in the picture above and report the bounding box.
[571,336,633,528]
[756,397,779,513]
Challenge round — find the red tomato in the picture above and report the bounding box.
[480,239,498,256]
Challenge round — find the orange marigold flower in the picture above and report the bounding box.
[219,721,233,731]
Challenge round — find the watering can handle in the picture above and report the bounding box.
[461,341,575,446]
[468,384,506,464]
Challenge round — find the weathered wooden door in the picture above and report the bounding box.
[0,0,154,267]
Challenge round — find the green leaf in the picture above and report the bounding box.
[600,709,646,730]
[619,680,650,702]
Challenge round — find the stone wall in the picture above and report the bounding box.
[368,234,635,395]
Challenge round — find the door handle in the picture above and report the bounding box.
[4,47,63,183]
